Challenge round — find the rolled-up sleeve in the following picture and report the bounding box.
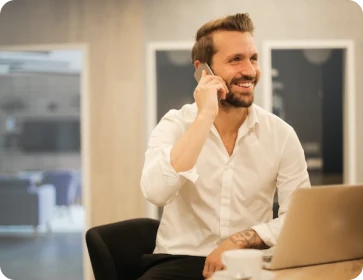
[252,128,311,247]
[141,112,199,206]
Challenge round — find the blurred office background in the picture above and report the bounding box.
[0,50,84,280]
[0,0,362,280]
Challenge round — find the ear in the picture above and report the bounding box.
[194,60,201,70]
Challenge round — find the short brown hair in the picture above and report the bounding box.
[191,13,254,66]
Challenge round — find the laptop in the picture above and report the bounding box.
[262,184,363,270]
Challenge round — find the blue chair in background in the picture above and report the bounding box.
[42,170,77,208]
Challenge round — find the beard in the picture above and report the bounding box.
[220,87,254,108]
[219,77,256,108]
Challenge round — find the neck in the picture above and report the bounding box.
[214,105,249,136]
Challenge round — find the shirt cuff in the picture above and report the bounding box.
[251,223,276,248]
[161,146,199,184]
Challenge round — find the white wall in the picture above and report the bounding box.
[142,0,363,183]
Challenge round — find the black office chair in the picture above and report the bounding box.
[86,218,160,280]
[85,203,279,280]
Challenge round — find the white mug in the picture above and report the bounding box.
[221,249,263,280]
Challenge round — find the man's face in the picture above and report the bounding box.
[210,31,260,108]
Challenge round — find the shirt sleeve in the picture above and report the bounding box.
[140,112,199,206]
[251,128,311,247]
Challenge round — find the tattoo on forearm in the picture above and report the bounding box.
[228,229,268,249]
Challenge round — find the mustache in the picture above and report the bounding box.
[231,76,255,84]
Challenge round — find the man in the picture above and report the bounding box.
[140,13,310,280]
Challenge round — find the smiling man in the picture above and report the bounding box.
[140,13,311,280]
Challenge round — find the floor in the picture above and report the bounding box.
[0,233,83,280]
[0,205,85,280]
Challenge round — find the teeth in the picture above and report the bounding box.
[237,82,252,88]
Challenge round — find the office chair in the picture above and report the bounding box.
[86,218,160,280]
[86,203,279,280]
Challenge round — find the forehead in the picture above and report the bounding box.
[212,31,257,58]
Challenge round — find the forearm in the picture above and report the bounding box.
[171,112,214,173]
[141,151,187,206]
[141,112,212,206]
[228,229,269,250]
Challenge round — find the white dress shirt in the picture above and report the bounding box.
[141,103,311,257]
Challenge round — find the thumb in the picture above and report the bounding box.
[201,69,207,78]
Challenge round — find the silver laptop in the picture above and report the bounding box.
[262,184,363,270]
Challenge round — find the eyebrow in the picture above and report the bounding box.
[227,52,259,60]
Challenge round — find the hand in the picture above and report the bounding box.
[193,70,229,119]
[203,238,245,279]
[203,229,267,279]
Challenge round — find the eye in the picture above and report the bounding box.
[231,56,241,62]
[251,55,258,61]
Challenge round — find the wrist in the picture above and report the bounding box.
[197,110,217,121]
[228,229,267,250]
[228,233,249,249]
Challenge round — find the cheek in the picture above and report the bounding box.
[219,71,236,85]
[255,67,261,81]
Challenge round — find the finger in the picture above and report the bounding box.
[221,82,229,99]
[210,84,228,99]
[208,84,224,95]
[205,78,229,95]
[199,73,217,85]
[208,75,228,87]
[203,261,209,279]
[200,72,226,83]
[207,80,228,91]
[221,85,229,100]
[215,264,225,272]
[217,83,229,99]
[207,263,216,279]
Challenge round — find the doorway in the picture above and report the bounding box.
[146,42,195,219]
[0,44,90,280]
[262,40,356,185]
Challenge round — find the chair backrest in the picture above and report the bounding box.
[0,178,33,192]
[86,218,160,280]
[42,170,75,206]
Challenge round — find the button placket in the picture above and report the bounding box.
[219,164,233,238]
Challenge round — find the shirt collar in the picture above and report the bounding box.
[233,104,260,142]
[247,104,260,131]
[194,102,260,137]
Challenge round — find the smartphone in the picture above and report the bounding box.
[194,62,222,101]
[194,63,214,82]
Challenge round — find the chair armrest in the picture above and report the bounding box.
[86,218,159,280]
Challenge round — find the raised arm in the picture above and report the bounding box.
[141,70,229,206]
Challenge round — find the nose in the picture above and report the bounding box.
[239,59,256,79]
